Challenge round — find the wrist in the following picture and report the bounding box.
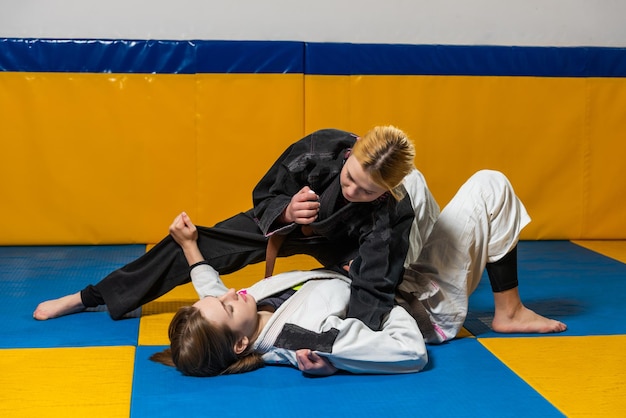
[182,244,204,265]
[279,207,293,224]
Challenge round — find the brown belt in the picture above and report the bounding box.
[264,233,287,278]
[264,225,315,277]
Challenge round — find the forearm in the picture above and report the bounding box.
[347,209,413,329]
[346,246,401,330]
[255,194,294,235]
[180,243,204,266]
[190,263,228,298]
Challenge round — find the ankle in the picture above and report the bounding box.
[493,288,523,318]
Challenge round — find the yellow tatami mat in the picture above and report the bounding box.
[481,335,626,417]
[572,240,626,263]
[0,346,135,418]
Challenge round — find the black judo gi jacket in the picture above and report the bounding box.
[252,129,415,330]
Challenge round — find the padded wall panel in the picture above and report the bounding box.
[0,72,197,244]
[584,77,626,238]
[304,75,589,239]
[195,73,304,226]
[304,75,352,132]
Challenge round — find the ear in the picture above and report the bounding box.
[234,336,249,355]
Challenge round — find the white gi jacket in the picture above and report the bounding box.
[191,264,428,374]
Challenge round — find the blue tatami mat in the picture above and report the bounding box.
[0,245,146,348]
[465,240,626,338]
[132,339,564,418]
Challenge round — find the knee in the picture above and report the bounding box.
[468,170,513,193]
[470,169,506,183]
[463,171,519,214]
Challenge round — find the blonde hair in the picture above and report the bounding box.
[352,125,415,200]
[150,305,265,377]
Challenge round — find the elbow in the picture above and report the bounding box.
[416,352,429,372]
[382,347,428,374]
[406,349,429,373]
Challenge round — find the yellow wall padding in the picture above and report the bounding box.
[1,72,625,244]
[584,78,626,238]
[0,72,303,244]
[1,72,197,244]
[304,75,626,240]
[195,73,304,227]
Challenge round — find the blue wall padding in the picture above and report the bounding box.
[195,40,304,73]
[0,38,196,73]
[0,38,305,74]
[2,38,625,76]
[306,43,626,76]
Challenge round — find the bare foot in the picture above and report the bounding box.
[492,304,567,334]
[33,292,85,320]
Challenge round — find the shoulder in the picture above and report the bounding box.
[281,129,358,173]
[302,129,359,151]
[310,128,357,140]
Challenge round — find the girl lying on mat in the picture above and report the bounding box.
[150,253,428,377]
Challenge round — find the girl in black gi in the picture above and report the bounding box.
[35,126,419,330]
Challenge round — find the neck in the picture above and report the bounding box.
[250,311,273,344]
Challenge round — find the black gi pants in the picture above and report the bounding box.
[94,209,353,319]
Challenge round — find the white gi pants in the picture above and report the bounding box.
[398,170,530,343]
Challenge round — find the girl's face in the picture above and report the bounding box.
[340,155,387,202]
[193,289,258,339]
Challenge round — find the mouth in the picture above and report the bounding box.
[237,289,248,301]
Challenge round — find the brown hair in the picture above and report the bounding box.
[149,305,265,377]
[352,125,416,200]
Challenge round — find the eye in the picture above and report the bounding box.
[221,301,234,316]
